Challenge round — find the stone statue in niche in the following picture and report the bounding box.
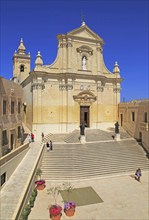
[82,56,87,70]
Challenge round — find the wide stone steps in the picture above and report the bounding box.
[43,128,132,144]
[40,139,148,181]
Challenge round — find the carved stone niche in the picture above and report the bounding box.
[76,45,93,56]
[73,91,96,104]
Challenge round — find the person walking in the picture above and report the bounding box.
[50,140,53,151]
[31,133,34,142]
[135,168,142,182]
[41,132,44,141]
[28,134,31,143]
[46,142,50,151]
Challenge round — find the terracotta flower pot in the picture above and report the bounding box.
[36,184,45,190]
[49,205,62,220]
[64,208,75,217]
[50,213,62,220]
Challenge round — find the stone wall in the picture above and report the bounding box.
[119,100,149,152]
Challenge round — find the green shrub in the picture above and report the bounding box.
[25,204,31,215]
[29,196,35,208]
[20,209,28,220]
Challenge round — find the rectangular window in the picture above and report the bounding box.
[132,112,135,122]
[144,112,148,123]
[18,102,21,114]
[18,126,22,138]
[11,101,15,114]
[2,130,8,146]
[3,100,7,114]
[1,172,6,186]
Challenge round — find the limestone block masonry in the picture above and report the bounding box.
[13,22,123,140]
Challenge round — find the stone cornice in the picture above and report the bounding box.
[13,54,30,60]
[30,71,123,84]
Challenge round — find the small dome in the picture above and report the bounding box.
[113,61,120,74]
[18,38,26,54]
[35,51,43,66]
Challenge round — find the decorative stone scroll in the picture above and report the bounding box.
[76,45,93,55]
[97,82,104,92]
[59,84,73,91]
[113,88,121,93]
[97,86,104,92]
[96,47,103,54]
[31,78,45,91]
[59,39,72,48]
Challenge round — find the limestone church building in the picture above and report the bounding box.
[12,22,123,140]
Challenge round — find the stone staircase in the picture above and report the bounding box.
[40,139,149,181]
[43,133,67,143]
[43,128,132,144]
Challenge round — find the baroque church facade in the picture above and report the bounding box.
[12,22,123,140]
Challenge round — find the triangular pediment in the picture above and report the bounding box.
[67,24,104,44]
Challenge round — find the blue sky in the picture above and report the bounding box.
[0,0,148,101]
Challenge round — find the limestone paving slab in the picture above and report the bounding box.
[28,172,149,220]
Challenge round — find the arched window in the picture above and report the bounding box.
[20,65,24,72]
[82,56,87,70]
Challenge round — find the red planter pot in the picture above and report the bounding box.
[50,213,62,220]
[36,184,45,190]
[64,208,75,217]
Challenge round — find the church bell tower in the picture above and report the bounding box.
[12,38,30,84]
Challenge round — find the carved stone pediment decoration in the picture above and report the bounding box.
[73,91,96,104]
[76,45,93,55]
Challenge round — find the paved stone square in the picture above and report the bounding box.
[28,172,149,220]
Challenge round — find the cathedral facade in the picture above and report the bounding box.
[13,22,123,139]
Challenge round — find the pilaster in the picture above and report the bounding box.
[32,77,45,124]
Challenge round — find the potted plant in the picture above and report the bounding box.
[47,185,62,220]
[35,168,46,190]
[64,201,76,217]
[63,182,76,217]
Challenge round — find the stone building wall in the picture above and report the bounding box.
[13,22,123,139]
[119,100,149,152]
[0,77,23,157]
